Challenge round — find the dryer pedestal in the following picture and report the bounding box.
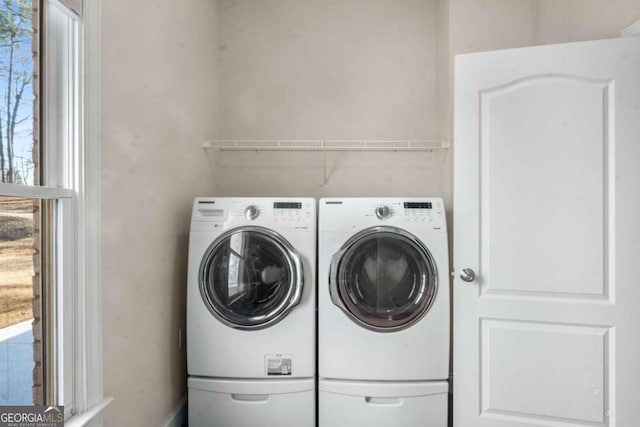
[188,377,315,427]
[319,379,448,427]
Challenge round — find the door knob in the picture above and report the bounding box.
[460,268,476,283]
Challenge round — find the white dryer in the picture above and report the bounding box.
[187,197,316,427]
[318,198,450,427]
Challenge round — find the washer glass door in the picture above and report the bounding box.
[200,226,303,329]
[330,226,437,332]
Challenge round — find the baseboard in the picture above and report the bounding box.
[160,394,187,427]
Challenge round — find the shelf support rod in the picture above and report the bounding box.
[323,142,328,187]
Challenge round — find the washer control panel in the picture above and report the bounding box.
[272,201,313,223]
[232,200,313,225]
[192,198,316,230]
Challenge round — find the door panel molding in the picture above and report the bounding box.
[478,76,614,302]
[480,318,611,425]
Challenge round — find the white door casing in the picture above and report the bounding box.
[454,37,640,426]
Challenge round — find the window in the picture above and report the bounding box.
[0,0,104,423]
[0,0,40,408]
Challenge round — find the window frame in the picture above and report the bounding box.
[74,0,110,421]
[55,0,108,423]
[0,0,106,424]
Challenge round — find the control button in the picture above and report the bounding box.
[375,205,391,220]
[244,205,260,220]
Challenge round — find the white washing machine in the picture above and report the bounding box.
[318,198,450,427]
[187,197,316,427]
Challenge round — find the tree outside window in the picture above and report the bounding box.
[0,0,34,186]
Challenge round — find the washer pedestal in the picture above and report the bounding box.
[188,377,315,427]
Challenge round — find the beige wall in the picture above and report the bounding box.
[449,0,538,56]
[447,0,640,56]
[436,0,451,142]
[538,0,640,44]
[214,0,450,204]
[219,0,441,140]
[100,1,218,425]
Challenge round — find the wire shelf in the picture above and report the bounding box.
[203,139,450,152]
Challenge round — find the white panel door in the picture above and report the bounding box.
[454,37,640,427]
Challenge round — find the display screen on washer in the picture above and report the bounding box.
[403,202,432,209]
[273,202,302,209]
[332,228,437,331]
[199,227,302,329]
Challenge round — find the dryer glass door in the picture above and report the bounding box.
[330,227,437,332]
[199,226,304,330]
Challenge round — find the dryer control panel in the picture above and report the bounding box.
[319,198,446,232]
[367,200,444,224]
[402,201,443,223]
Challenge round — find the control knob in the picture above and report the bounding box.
[244,205,260,220]
[375,205,391,220]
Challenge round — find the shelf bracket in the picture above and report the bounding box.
[323,148,328,187]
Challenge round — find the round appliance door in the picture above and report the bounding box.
[330,226,438,332]
[199,226,304,330]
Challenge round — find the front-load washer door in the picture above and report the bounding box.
[199,226,304,330]
[330,226,438,332]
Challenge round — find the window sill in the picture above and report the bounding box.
[65,397,114,427]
